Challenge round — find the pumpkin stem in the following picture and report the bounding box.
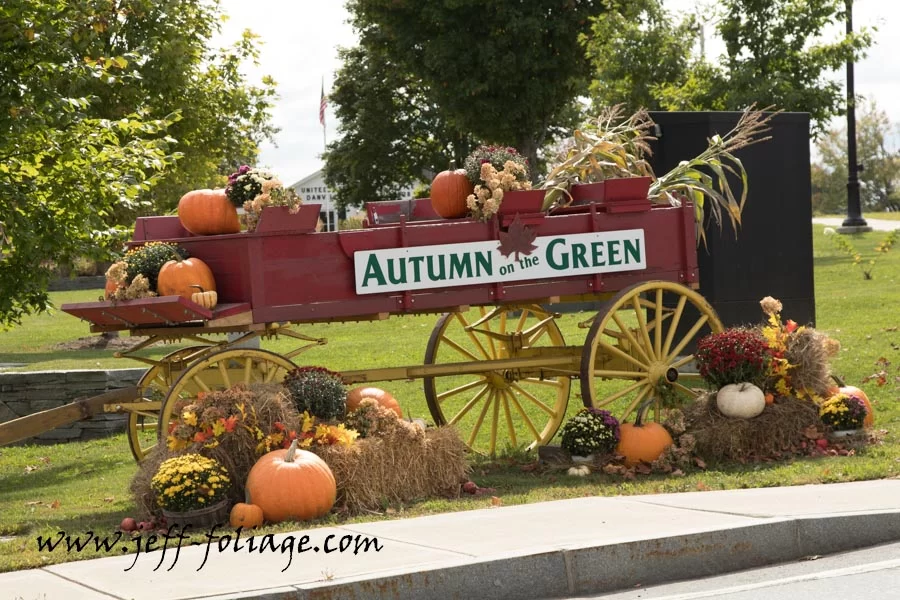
[634,398,656,427]
[830,374,846,387]
[190,284,206,293]
[284,439,299,462]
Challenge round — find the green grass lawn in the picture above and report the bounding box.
[1,223,898,572]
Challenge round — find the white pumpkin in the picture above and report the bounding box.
[567,465,591,477]
[716,382,766,418]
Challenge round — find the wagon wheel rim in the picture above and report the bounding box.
[580,281,722,423]
[128,346,208,463]
[157,349,297,452]
[424,305,570,456]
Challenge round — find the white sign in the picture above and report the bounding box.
[354,229,646,295]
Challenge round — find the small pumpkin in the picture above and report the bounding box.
[157,258,216,301]
[229,501,264,529]
[346,386,402,418]
[616,400,673,467]
[190,285,218,309]
[829,375,874,428]
[716,382,766,419]
[430,164,474,219]
[567,465,590,477]
[245,440,336,523]
[764,392,775,405]
[177,189,241,236]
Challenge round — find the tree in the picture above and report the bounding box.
[812,98,900,214]
[583,0,697,113]
[65,0,278,220]
[0,1,179,328]
[346,0,606,170]
[322,36,474,210]
[583,0,873,135]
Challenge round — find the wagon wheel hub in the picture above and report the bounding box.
[486,372,511,389]
[648,361,678,387]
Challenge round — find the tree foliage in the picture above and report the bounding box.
[812,98,900,214]
[0,0,275,328]
[343,0,604,172]
[583,0,872,134]
[322,36,473,211]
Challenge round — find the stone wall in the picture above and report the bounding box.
[0,368,145,444]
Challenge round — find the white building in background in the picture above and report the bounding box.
[290,170,416,231]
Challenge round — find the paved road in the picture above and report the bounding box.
[812,217,900,231]
[573,541,900,599]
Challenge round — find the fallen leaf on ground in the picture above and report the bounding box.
[50,500,60,509]
[490,496,502,507]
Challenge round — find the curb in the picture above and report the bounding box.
[200,510,900,600]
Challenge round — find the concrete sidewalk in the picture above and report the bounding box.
[3,480,899,600]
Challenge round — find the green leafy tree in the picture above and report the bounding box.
[0,1,180,328]
[583,0,872,135]
[812,98,900,214]
[583,0,697,113]
[65,0,278,220]
[322,37,474,210]
[346,0,606,170]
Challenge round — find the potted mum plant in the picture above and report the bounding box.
[560,407,620,462]
[462,146,544,221]
[819,393,868,436]
[225,166,320,233]
[151,454,231,527]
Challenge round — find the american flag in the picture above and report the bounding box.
[319,80,327,127]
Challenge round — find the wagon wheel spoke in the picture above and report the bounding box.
[616,385,653,421]
[522,377,566,388]
[501,391,517,448]
[670,381,701,398]
[455,313,491,360]
[218,362,232,389]
[631,296,657,360]
[509,382,556,417]
[489,390,501,455]
[669,354,696,370]
[598,340,648,371]
[440,335,481,362]
[481,307,498,359]
[437,378,487,403]
[508,392,542,442]
[447,384,490,426]
[610,312,652,365]
[467,390,495,447]
[654,288,664,358]
[590,369,648,380]
[661,295,688,359]
[665,314,710,363]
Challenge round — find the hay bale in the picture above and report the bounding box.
[683,393,822,462]
[130,383,300,518]
[311,426,470,514]
[785,327,832,397]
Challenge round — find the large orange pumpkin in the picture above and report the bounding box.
[157,258,216,301]
[616,401,673,466]
[430,167,474,218]
[829,376,874,428]
[246,440,336,523]
[346,387,402,418]
[177,189,241,236]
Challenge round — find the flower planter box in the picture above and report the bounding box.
[498,189,546,216]
[255,204,322,233]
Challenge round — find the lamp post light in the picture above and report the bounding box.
[839,0,872,233]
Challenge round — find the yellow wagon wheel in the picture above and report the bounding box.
[156,349,297,451]
[128,346,208,463]
[580,281,723,422]
[424,305,570,455]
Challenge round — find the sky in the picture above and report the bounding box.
[215,0,899,185]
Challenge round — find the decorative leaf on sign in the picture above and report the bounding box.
[498,215,538,261]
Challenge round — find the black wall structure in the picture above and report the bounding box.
[647,111,816,330]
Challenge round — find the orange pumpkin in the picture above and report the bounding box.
[829,376,874,428]
[177,189,241,236]
[245,440,336,523]
[104,278,120,300]
[430,166,474,218]
[346,386,402,418]
[229,502,264,529]
[157,258,216,301]
[616,401,673,467]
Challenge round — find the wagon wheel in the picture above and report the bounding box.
[128,346,208,463]
[156,349,297,451]
[580,281,723,422]
[424,305,570,455]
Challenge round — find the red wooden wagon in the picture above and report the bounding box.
[48,184,721,460]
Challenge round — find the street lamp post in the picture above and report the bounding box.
[840,0,871,232]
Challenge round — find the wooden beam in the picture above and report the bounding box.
[0,386,139,446]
